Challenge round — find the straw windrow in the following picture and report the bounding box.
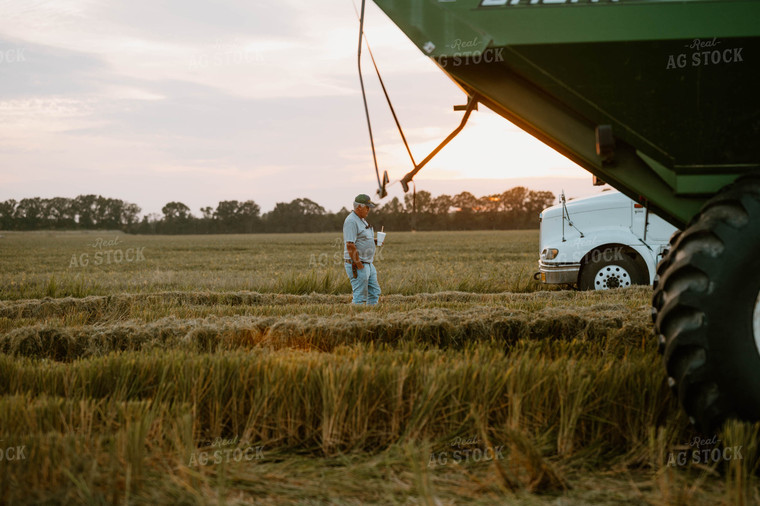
[0,231,756,503]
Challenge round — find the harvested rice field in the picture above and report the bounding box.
[0,230,758,504]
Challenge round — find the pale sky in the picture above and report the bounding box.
[0,0,600,216]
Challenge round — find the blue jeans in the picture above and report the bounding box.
[344,262,381,305]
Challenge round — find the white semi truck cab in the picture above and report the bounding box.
[536,190,679,290]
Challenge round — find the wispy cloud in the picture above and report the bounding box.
[0,0,588,216]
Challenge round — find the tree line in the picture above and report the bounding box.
[0,188,555,234]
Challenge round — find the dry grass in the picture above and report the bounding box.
[0,231,757,504]
[0,230,541,300]
[0,295,651,361]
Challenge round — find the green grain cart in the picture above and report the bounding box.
[368,0,760,432]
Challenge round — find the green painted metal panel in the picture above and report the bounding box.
[372,0,760,227]
[377,0,760,53]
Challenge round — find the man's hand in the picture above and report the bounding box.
[346,242,364,270]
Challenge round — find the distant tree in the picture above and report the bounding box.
[478,194,503,213]
[453,191,477,212]
[371,197,408,231]
[214,200,241,232]
[403,190,432,214]
[478,194,504,229]
[162,202,192,221]
[524,190,555,226]
[330,206,352,230]
[161,202,193,233]
[0,187,553,233]
[264,198,327,232]
[237,200,262,233]
[46,197,76,229]
[96,197,125,229]
[0,199,17,230]
[121,203,142,231]
[74,194,99,228]
[430,194,454,215]
[214,200,261,233]
[381,197,405,214]
[15,198,45,230]
[501,187,531,214]
[451,192,478,229]
[200,206,214,220]
[293,198,326,217]
[403,190,435,230]
[137,213,161,234]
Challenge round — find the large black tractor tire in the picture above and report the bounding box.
[653,174,760,433]
[652,230,680,324]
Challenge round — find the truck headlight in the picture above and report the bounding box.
[542,248,559,260]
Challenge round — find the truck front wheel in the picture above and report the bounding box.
[653,173,760,432]
[578,247,647,290]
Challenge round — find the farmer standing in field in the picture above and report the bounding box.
[343,194,381,305]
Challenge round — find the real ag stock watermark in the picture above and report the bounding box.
[187,37,264,70]
[428,435,504,468]
[666,434,743,467]
[542,243,625,263]
[0,47,26,64]
[665,38,744,70]
[68,235,146,268]
[309,237,386,268]
[188,436,264,467]
[0,439,27,462]
[585,245,624,264]
[423,36,504,69]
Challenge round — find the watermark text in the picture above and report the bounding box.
[428,435,505,468]
[0,439,27,462]
[0,48,26,64]
[188,437,265,467]
[68,236,146,268]
[666,435,743,467]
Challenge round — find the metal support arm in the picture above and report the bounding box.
[399,96,479,193]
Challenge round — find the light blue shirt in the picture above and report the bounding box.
[343,211,375,262]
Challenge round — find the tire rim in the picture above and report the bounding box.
[594,265,631,290]
[754,289,760,358]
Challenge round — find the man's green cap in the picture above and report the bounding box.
[354,194,377,208]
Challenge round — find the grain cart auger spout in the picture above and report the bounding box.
[399,96,479,193]
[371,0,760,433]
[356,0,480,199]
